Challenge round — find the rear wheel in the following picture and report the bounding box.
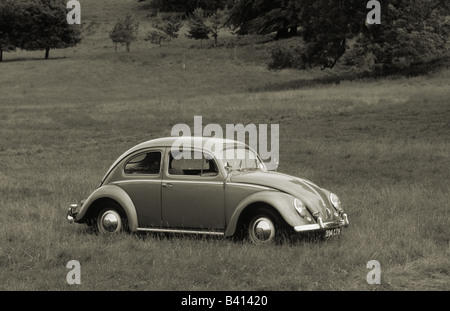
[95,202,127,234]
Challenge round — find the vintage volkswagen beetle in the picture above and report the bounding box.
[67,137,349,243]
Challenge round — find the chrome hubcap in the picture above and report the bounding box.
[100,211,120,232]
[252,217,275,242]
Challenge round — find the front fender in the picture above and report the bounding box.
[76,185,139,232]
[225,191,309,236]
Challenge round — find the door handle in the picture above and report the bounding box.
[162,182,173,188]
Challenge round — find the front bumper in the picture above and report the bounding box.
[294,213,349,233]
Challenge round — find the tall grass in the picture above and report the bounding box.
[0,0,449,290]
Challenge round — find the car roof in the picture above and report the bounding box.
[101,137,250,183]
[129,136,245,151]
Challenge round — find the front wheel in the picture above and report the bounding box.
[96,203,126,234]
[247,209,283,244]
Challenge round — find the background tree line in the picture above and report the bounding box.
[138,0,230,15]
[1,0,448,74]
[110,7,228,50]
[140,0,450,75]
[0,0,81,61]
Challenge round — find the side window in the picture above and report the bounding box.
[168,150,218,176]
[124,151,161,175]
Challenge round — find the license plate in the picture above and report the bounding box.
[325,228,341,238]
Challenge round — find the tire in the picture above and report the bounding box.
[95,202,127,234]
[247,208,284,245]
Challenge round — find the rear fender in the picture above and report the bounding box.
[75,185,138,232]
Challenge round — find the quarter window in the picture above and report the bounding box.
[124,151,161,175]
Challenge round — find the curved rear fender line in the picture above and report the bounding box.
[75,185,139,232]
[224,191,308,237]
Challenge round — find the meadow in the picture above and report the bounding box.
[0,0,449,291]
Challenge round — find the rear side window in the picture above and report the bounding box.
[124,151,161,175]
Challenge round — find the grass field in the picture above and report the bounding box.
[0,0,449,291]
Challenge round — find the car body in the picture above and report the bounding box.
[67,137,349,243]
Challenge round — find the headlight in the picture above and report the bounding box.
[294,198,307,217]
[329,193,341,209]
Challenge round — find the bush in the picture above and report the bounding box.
[146,14,182,47]
[268,44,305,70]
[186,8,210,46]
[109,13,139,52]
[268,48,294,70]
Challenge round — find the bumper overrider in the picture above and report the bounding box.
[67,203,79,223]
[294,213,349,233]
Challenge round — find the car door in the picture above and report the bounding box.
[161,148,225,230]
[115,149,163,228]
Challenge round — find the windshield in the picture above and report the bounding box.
[222,147,266,171]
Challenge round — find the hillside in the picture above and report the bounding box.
[0,0,449,292]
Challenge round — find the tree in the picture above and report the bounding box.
[146,30,168,48]
[251,0,301,39]
[350,0,450,74]
[268,0,450,74]
[0,0,18,62]
[110,13,139,52]
[226,0,300,39]
[186,8,211,47]
[146,14,182,47]
[1,0,81,60]
[207,8,228,46]
[140,0,228,15]
[294,0,364,70]
[19,0,81,59]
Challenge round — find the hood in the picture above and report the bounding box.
[229,170,331,218]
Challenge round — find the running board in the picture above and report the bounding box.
[137,227,225,236]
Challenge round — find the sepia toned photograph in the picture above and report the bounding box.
[0,0,448,298]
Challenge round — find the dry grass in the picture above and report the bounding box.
[0,0,449,291]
